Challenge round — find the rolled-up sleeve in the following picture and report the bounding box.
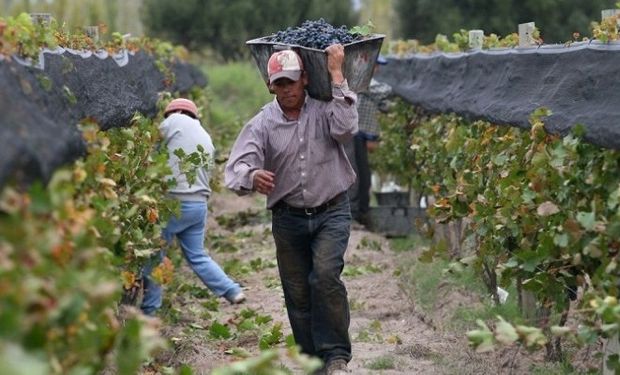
[224,120,265,195]
[327,79,358,143]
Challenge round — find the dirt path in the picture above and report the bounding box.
[148,190,549,374]
[340,234,445,374]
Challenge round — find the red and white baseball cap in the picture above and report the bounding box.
[164,98,199,118]
[267,50,303,84]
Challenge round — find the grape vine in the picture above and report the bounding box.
[0,13,210,374]
[374,97,620,366]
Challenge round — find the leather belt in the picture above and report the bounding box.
[274,192,347,216]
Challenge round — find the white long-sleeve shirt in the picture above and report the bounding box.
[160,113,214,201]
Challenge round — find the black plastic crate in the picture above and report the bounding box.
[374,191,410,207]
[367,206,427,238]
[246,34,384,101]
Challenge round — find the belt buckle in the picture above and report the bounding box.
[304,208,314,216]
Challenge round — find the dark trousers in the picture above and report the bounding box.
[271,198,352,363]
[345,134,371,220]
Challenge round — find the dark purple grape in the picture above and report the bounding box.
[266,18,364,49]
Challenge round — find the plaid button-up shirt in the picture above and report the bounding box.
[356,79,392,141]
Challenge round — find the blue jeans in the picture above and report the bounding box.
[141,200,241,315]
[271,196,352,363]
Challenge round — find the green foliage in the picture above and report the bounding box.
[369,100,419,187]
[141,0,358,60]
[0,343,49,375]
[35,73,52,91]
[222,257,277,279]
[259,322,283,350]
[394,0,618,44]
[0,15,213,374]
[209,321,232,339]
[366,355,397,370]
[358,0,395,41]
[0,182,120,374]
[171,145,211,187]
[203,61,273,151]
[398,252,517,327]
[388,28,528,55]
[73,117,177,286]
[0,0,144,37]
[0,12,57,59]
[467,318,547,353]
[116,317,167,375]
[207,308,290,360]
[381,98,620,361]
[591,12,620,42]
[342,264,382,277]
[0,163,168,374]
[0,12,189,88]
[390,234,429,253]
[215,209,271,230]
[211,347,322,375]
[356,236,383,251]
[0,85,212,374]
[62,85,77,105]
[210,233,241,254]
[355,320,385,343]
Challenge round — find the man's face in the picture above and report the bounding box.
[270,73,307,111]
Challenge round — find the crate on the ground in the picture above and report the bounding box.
[367,206,427,238]
[246,34,384,101]
[374,191,410,207]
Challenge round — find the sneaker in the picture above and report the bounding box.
[326,359,348,375]
[228,291,246,304]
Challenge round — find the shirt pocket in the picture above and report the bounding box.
[309,137,338,166]
[308,117,334,165]
[310,114,327,138]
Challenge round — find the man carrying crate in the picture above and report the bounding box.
[225,44,357,375]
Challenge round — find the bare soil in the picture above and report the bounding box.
[146,190,601,374]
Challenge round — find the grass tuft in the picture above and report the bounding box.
[366,355,397,370]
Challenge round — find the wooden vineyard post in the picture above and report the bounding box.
[601,9,619,19]
[518,22,536,47]
[29,12,52,26]
[85,26,100,42]
[519,282,539,322]
[602,8,620,26]
[468,29,484,50]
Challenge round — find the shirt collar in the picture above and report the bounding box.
[271,91,309,121]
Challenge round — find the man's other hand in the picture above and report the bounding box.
[253,170,275,195]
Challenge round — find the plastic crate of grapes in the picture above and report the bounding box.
[246,34,385,101]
